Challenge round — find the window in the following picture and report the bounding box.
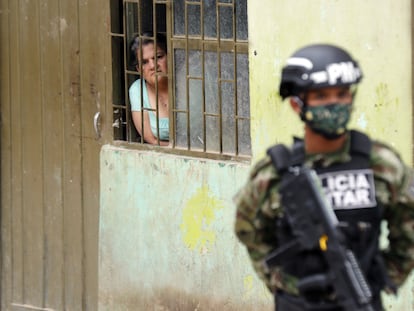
[110,0,250,160]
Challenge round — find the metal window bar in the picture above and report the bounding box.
[151,4,162,145]
[138,33,161,145]
[217,1,224,153]
[109,0,127,140]
[111,0,250,160]
[170,0,250,157]
[200,6,207,152]
[128,0,146,144]
[229,1,240,155]
[124,0,168,145]
[177,1,239,155]
[124,0,134,142]
[184,2,191,150]
[111,31,128,140]
[109,0,142,142]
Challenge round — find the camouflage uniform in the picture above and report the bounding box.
[234,131,414,295]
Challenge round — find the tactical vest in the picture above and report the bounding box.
[270,130,388,298]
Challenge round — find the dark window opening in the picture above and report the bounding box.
[110,0,251,160]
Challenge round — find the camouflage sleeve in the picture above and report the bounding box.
[372,141,414,287]
[233,156,282,290]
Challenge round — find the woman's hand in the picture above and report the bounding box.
[131,110,168,146]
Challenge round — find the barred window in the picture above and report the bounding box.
[110,0,251,160]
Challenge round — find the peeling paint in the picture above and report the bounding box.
[60,18,68,33]
[356,112,368,129]
[49,17,68,39]
[99,286,272,311]
[180,185,224,253]
[374,82,399,109]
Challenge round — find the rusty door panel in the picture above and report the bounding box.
[78,0,109,308]
[59,0,84,308]
[7,0,25,307]
[0,0,108,310]
[40,0,82,309]
[20,0,45,307]
[39,0,65,306]
[0,0,14,309]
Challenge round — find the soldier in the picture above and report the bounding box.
[234,44,414,310]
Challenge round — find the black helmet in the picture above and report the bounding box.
[279,44,363,99]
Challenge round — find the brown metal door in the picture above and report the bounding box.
[0,0,109,310]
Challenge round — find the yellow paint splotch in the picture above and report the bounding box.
[180,185,224,253]
[242,274,256,300]
[243,274,272,300]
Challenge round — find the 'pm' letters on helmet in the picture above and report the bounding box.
[327,62,361,85]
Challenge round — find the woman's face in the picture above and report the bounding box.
[137,43,168,86]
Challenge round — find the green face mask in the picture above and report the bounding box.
[301,103,353,139]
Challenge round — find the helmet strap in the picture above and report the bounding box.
[292,96,308,121]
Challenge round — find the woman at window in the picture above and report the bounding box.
[129,32,169,145]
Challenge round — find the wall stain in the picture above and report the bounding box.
[374,82,398,108]
[242,275,254,300]
[180,185,224,253]
[356,112,368,129]
[100,286,272,311]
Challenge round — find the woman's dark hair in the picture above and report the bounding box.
[129,32,167,68]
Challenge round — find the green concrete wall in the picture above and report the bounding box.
[99,1,413,310]
[99,147,272,310]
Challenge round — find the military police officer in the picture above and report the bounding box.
[234,44,414,310]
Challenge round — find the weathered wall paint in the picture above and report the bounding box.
[180,185,225,252]
[249,0,413,166]
[99,146,272,310]
[99,1,413,310]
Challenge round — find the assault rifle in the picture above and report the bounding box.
[264,145,375,311]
